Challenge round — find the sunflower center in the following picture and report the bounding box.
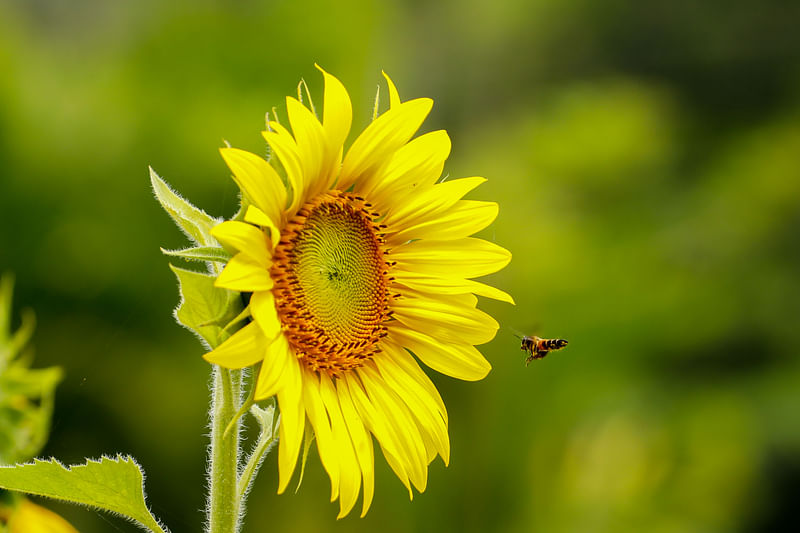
[271,191,392,377]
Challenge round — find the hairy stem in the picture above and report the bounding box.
[207,366,242,533]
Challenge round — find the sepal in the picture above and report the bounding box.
[160,246,232,264]
[168,265,244,349]
[150,167,221,247]
[236,401,278,502]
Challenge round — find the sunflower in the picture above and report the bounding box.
[205,66,512,518]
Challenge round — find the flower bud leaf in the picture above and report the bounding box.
[0,455,169,533]
[250,401,276,438]
[160,246,232,264]
[169,264,243,348]
[150,167,220,247]
[236,401,277,500]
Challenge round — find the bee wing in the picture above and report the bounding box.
[508,326,526,340]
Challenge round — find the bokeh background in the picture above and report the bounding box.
[2,0,799,531]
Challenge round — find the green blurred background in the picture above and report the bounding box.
[1,0,799,531]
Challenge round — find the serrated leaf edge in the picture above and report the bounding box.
[0,454,170,533]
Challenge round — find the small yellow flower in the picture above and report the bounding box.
[206,66,512,517]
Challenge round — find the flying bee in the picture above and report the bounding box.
[517,335,568,366]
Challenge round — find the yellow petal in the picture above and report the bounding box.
[317,64,352,166]
[388,200,499,244]
[375,343,450,464]
[286,96,328,199]
[382,129,450,187]
[382,70,402,108]
[211,220,270,266]
[391,293,499,345]
[219,147,286,224]
[382,448,413,500]
[344,373,413,498]
[379,341,447,424]
[339,98,433,191]
[383,176,486,229]
[358,130,450,200]
[249,290,281,340]
[244,205,281,249]
[302,370,340,501]
[440,291,479,308]
[277,356,304,493]
[214,253,273,292]
[263,122,305,214]
[320,374,361,518]
[358,365,428,492]
[337,379,376,517]
[254,333,290,400]
[391,270,515,304]
[390,237,512,279]
[387,325,492,381]
[203,321,266,368]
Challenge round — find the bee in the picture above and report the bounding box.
[517,335,568,366]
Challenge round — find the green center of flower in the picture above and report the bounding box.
[271,191,392,377]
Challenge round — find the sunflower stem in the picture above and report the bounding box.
[208,366,242,533]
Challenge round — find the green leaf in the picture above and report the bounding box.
[0,366,62,399]
[169,265,243,348]
[0,274,35,369]
[0,456,169,533]
[0,365,62,464]
[150,167,220,247]
[160,246,233,264]
[0,273,62,464]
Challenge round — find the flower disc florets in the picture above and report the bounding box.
[271,191,392,377]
